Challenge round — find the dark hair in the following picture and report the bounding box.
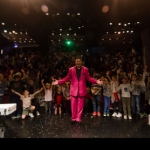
[104,77,109,81]
[132,74,137,78]
[93,74,100,79]
[75,55,82,60]
[122,76,128,80]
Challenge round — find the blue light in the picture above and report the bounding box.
[14,43,18,48]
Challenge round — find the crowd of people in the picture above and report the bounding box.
[0,47,150,122]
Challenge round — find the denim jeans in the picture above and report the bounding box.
[104,96,110,114]
[44,101,52,114]
[132,95,141,115]
[92,95,101,112]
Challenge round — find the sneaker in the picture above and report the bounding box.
[71,120,76,124]
[124,115,127,119]
[11,116,17,119]
[92,111,96,116]
[140,113,144,118]
[37,111,40,116]
[29,113,34,118]
[12,115,21,119]
[143,113,148,117]
[128,116,132,120]
[116,113,122,118]
[112,112,117,117]
[103,113,106,116]
[16,114,21,118]
[107,113,110,117]
[97,112,101,116]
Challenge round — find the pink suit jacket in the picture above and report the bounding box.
[58,66,97,97]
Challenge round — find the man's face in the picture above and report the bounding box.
[75,58,82,68]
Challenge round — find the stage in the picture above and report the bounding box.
[1,113,150,138]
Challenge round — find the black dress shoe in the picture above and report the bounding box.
[70,120,76,124]
[136,114,140,119]
[76,121,81,125]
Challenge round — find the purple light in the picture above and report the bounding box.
[14,43,18,48]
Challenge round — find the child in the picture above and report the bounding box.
[84,87,92,113]
[116,77,132,119]
[131,74,145,119]
[91,74,103,116]
[63,82,71,114]
[35,90,45,115]
[107,71,122,118]
[41,79,53,115]
[54,85,63,115]
[11,88,43,120]
[103,77,111,116]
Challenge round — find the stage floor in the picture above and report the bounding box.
[1,113,150,138]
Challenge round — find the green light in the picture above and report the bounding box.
[64,40,76,51]
[66,41,71,45]
[66,40,72,46]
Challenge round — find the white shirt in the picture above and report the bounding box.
[116,83,132,98]
[45,89,52,101]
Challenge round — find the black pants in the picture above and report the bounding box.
[64,100,71,114]
[113,100,122,113]
[84,98,93,113]
[10,94,22,116]
[31,98,40,117]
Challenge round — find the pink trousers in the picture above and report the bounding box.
[70,96,85,122]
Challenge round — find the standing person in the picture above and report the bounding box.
[63,82,71,114]
[131,74,144,119]
[116,77,132,119]
[53,85,64,115]
[145,76,150,114]
[26,78,41,117]
[106,71,122,118]
[9,73,27,119]
[41,79,53,115]
[0,73,8,104]
[52,56,103,124]
[103,77,111,117]
[91,74,103,116]
[84,87,92,114]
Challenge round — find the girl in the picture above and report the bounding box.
[63,82,71,114]
[54,85,63,115]
[41,79,53,115]
[103,77,111,116]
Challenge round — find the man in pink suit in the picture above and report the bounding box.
[52,56,103,124]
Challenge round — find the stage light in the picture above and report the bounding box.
[14,43,18,48]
